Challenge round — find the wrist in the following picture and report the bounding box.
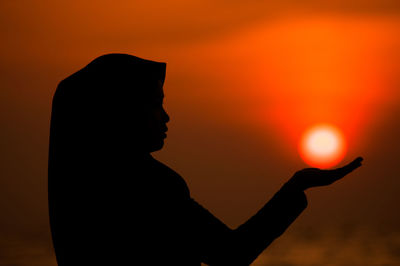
[284,178,306,192]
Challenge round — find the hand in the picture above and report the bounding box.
[287,157,363,191]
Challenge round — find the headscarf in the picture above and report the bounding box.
[48,54,167,264]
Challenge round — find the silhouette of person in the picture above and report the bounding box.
[48,53,363,266]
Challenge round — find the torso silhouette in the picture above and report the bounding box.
[49,153,307,266]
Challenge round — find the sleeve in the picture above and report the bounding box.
[189,183,307,265]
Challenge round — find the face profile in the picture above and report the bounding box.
[49,53,168,158]
[142,79,170,152]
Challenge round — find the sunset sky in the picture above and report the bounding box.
[1,1,400,265]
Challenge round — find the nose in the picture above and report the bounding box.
[162,107,170,123]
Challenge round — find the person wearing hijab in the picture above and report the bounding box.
[48,53,363,266]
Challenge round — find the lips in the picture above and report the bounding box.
[161,126,168,138]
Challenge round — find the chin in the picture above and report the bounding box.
[149,139,165,152]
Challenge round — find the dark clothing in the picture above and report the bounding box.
[49,154,307,266]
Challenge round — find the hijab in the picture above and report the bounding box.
[48,54,167,265]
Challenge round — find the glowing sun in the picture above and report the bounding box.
[299,124,347,169]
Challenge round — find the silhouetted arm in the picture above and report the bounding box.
[190,184,307,265]
[192,157,362,265]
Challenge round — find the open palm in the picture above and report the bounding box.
[288,157,363,191]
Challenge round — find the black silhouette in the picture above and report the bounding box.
[48,53,363,266]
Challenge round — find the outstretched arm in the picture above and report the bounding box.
[194,157,363,265]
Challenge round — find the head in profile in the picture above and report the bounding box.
[48,53,170,264]
[50,53,169,163]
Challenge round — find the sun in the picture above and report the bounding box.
[299,124,347,169]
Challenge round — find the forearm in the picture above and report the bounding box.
[206,183,307,265]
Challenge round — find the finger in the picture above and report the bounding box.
[323,157,363,181]
[340,157,363,174]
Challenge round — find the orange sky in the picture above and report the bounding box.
[0,1,400,265]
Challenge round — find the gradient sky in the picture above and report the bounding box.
[1,1,400,265]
